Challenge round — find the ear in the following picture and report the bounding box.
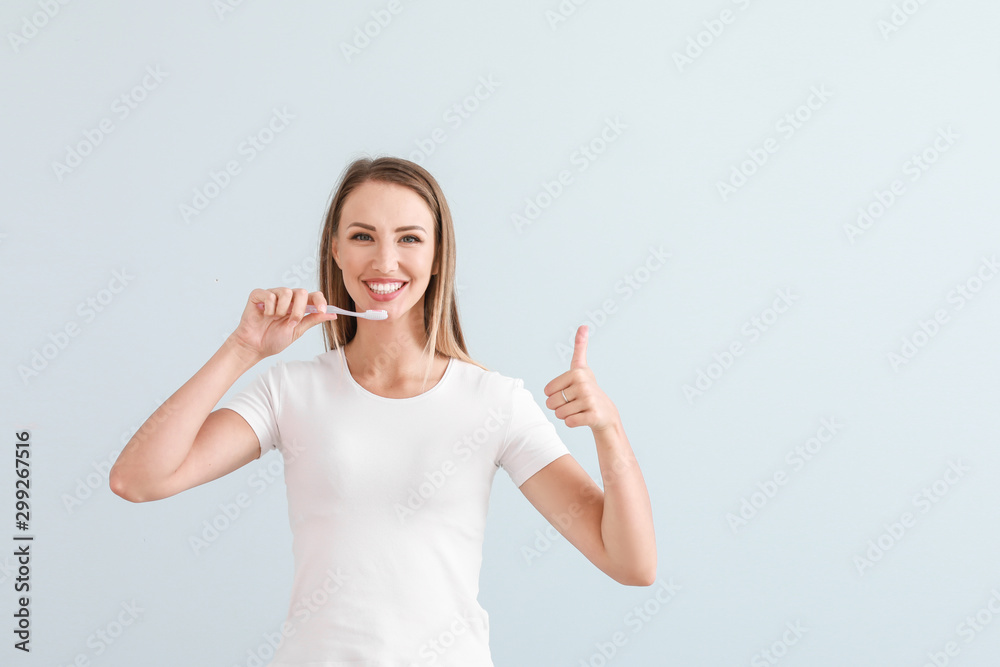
[331,237,340,268]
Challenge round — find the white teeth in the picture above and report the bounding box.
[366,281,403,294]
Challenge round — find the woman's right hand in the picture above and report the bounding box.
[228,288,337,361]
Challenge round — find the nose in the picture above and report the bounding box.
[371,240,398,274]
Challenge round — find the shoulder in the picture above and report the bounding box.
[447,357,527,397]
[254,350,339,382]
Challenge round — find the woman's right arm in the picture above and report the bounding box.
[109,288,336,503]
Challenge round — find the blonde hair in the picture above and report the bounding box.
[317,155,488,390]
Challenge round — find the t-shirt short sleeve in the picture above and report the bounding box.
[219,361,283,457]
[497,378,571,487]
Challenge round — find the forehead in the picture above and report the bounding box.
[342,180,434,226]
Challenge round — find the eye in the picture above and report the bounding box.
[402,235,421,243]
[350,232,371,241]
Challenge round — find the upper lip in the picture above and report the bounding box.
[363,279,407,285]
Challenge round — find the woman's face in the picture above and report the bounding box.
[332,180,438,320]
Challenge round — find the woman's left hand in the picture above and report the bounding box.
[543,325,620,432]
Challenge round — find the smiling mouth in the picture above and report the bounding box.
[364,281,406,295]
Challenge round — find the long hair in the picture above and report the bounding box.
[317,155,488,390]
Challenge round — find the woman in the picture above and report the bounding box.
[109,156,656,665]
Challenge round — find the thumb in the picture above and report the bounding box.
[570,325,588,369]
[292,311,336,336]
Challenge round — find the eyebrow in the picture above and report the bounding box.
[346,222,427,233]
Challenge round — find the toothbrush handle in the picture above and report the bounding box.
[253,303,385,319]
[254,303,325,314]
[303,306,353,315]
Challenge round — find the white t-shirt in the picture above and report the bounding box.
[220,346,570,666]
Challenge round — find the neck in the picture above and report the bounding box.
[344,307,439,383]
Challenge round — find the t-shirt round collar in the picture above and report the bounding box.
[338,347,454,402]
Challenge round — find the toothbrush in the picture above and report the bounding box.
[255,303,387,320]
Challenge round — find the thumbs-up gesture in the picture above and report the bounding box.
[543,325,620,432]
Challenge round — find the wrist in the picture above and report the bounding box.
[223,335,263,369]
[592,411,623,437]
[590,418,625,441]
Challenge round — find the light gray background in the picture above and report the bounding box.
[3,1,1000,665]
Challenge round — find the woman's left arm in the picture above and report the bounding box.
[518,325,657,586]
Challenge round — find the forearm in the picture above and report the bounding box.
[594,419,657,584]
[110,336,261,494]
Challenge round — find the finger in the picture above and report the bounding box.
[250,288,272,316]
[301,291,336,325]
[297,314,336,342]
[308,290,337,319]
[273,287,293,318]
[543,369,575,398]
[286,288,307,323]
[546,389,571,411]
[265,290,279,317]
[553,397,587,422]
[544,378,579,411]
[570,325,588,370]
